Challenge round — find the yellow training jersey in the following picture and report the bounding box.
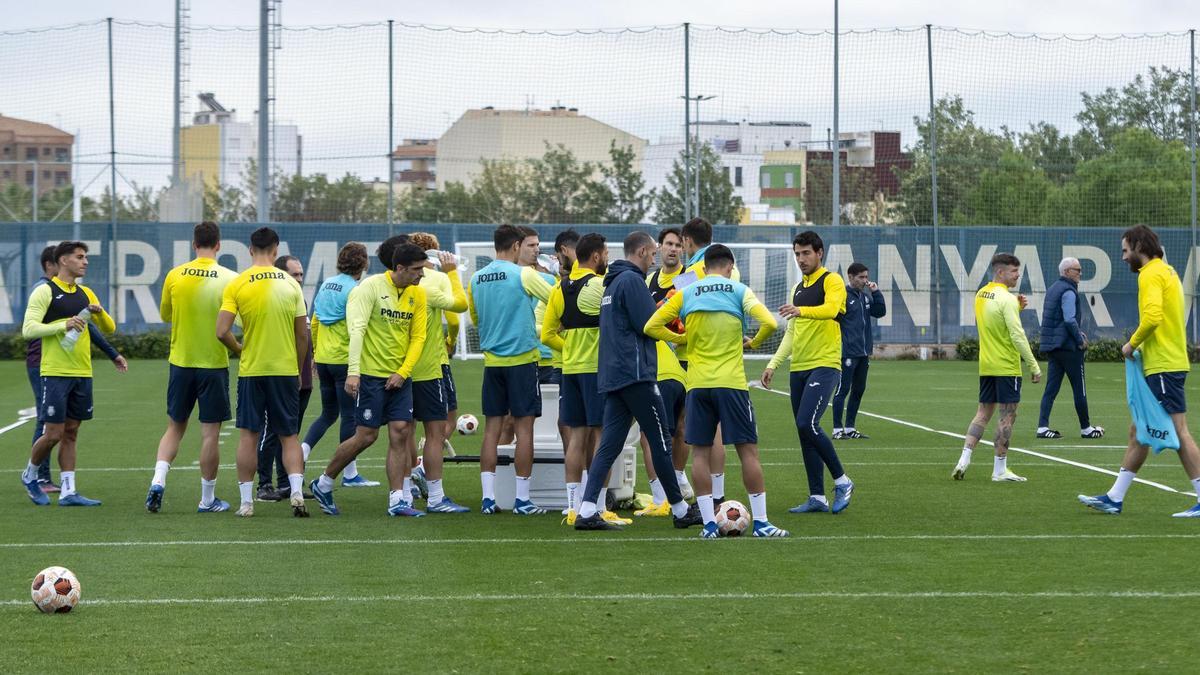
[22,278,116,378]
[645,276,776,391]
[974,281,1040,377]
[220,265,307,377]
[412,267,466,382]
[1130,258,1190,375]
[160,257,237,369]
[541,267,604,375]
[345,272,428,379]
[656,340,686,385]
[768,267,846,372]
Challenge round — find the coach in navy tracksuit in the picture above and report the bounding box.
[1037,257,1103,439]
[574,231,701,531]
[831,262,886,439]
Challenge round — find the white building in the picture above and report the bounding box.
[181,93,301,192]
[642,119,811,220]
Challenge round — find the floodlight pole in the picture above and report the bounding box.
[257,0,271,222]
[683,22,692,223]
[1189,29,1197,344]
[107,17,119,321]
[172,0,182,184]
[832,0,840,228]
[927,24,942,349]
[387,20,395,233]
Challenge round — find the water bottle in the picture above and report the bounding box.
[536,254,560,276]
[425,250,467,270]
[59,308,91,352]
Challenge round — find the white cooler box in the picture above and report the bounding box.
[495,384,639,511]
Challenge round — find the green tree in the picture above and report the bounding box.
[961,151,1058,226]
[521,144,603,223]
[593,141,653,224]
[897,96,1009,226]
[805,157,879,225]
[1052,128,1191,227]
[1074,66,1198,159]
[653,143,743,225]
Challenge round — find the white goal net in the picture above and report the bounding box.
[452,241,800,361]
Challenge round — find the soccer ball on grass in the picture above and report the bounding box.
[456,414,479,435]
[715,500,750,537]
[31,566,81,614]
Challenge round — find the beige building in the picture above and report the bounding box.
[436,107,645,190]
[392,139,437,194]
[0,114,74,195]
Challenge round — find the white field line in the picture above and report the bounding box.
[0,461,1093,473]
[757,385,1196,497]
[0,416,35,436]
[4,589,1199,608]
[2,533,1198,550]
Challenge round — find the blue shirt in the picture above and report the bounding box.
[312,273,358,325]
[469,259,551,363]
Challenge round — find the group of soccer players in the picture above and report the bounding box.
[18,218,1200,529]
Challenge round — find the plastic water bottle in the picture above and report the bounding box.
[59,308,91,352]
[536,254,560,276]
[425,250,467,270]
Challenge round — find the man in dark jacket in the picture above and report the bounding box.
[574,231,701,531]
[1037,257,1104,439]
[831,262,886,439]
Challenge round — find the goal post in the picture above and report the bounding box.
[452,241,800,361]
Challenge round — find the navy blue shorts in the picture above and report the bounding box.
[684,387,757,446]
[167,365,231,423]
[39,376,93,423]
[979,375,1022,404]
[412,377,449,422]
[355,374,414,427]
[1146,372,1188,414]
[236,375,300,435]
[441,364,458,412]
[560,372,604,427]
[538,364,561,385]
[482,362,541,418]
[658,378,686,437]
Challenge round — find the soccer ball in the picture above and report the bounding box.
[715,500,750,537]
[456,414,479,435]
[31,566,81,614]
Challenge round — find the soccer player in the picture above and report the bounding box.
[951,253,1042,483]
[20,241,119,507]
[405,233,471,514]
[1037,257,1104,439]
[27,245,125,494]
[308,240,428,517]
[554,229,580,276]
[677,217,737,503]
[831,262,886,440]
[145,221,236,513]
[542,233,625,524]
[255,254,317,501]
[574,231,701,531]
[646,244,788,539]
[1079,225,1200,517]
[761,232,854,514]
[468,224,553,514]
[302,242,378,486]
[635,226,694,514]
[215,227,311,518]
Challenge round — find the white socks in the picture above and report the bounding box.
[402,477,416,502]
[22,462,38,483]
[598,487,608,512]
[200,478,216,506]
[317,473,335,492]
[481,471,495,500]
[288,473,304,497]
[834,474,851,487]
[301,442,312,463]
[648,478,666,505]
[697,494,716,525]
[152,460,170,487]
[60,471,76,497]
[238,481,253,504]
[388,489,404,507]
[958,447,973,465]
[344,460,359,480]
[749,491,766,522]
[565,482,580,512]
[811,494,829,505]
[711,473,725,498]
[670,500,689,518]
[428,478,444,505]
[579,500,598,519]
[1108,468,1136,502]
[515,475,531,501]
[675,469,691,491]
[993,456,1007,476]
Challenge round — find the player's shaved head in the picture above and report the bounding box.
[624,230,655,256]
[249,227,279,253]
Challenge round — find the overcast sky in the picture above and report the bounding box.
[9,0,1200,33]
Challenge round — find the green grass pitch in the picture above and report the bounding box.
[0,358,1197,672]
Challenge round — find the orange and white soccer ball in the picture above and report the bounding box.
[31,566,81,614]
[715,500,750,537]
[456,414,478,435]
